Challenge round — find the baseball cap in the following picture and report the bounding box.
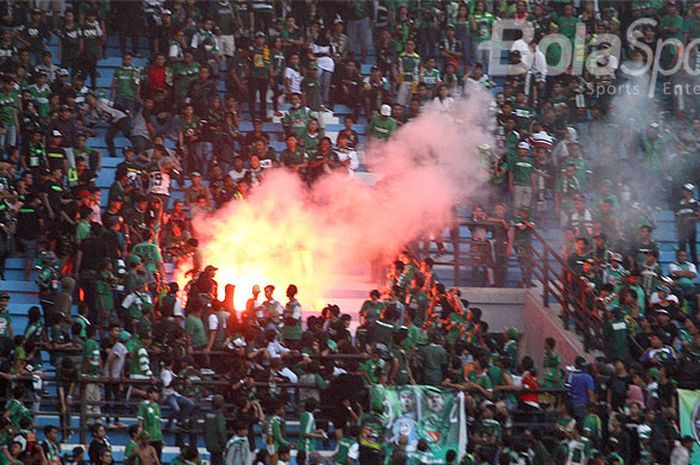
[380,104,391,117]
[191,171,202,178]
[204,265,218,273]
[162,8,172,15]
[255,31,266,38]
[59,104,71,112]
[307,62,318,70]
[128,254,142,265]
[58,68,70,77]
[683,183,695,191]
[334,17,344,24]
[610,252,623,262]
[517,141,530,150]
[51,129,63,137]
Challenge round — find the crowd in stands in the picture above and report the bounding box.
[0,0,697,465]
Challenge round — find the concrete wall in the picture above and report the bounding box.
[458,287,526,331]
[520,289,592,372]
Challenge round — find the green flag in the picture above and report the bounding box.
[678,389,700,465]
[369,385,466,464]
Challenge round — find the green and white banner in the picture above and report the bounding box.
[369,385,466,464]
[678,389,700,465]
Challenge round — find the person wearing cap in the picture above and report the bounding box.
[509,141,535,211]
[675,183,699,265]
[248,31,273,120]
[0,75,19,159]
[44,129,68,174]
[184,171,213,209]
[603,252,630,286]
[367,104,397,144]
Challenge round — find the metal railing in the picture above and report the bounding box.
[441,221,603,351]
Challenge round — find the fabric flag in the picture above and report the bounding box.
[678,389,700,465]
[369,385,467,464]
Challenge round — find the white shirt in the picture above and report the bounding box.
[208,312,227,331]
[336,147,360,173]
[104,342,128,378]
[172,298,184,319]
[267,340,290,358]
[284,66,303,94]
[669,261,697,278]
[511,39,548,81]
[670,445,690,465]
[149,170,171,196]
[160,368,179,397]
[228,168,247,182]
[310,43,335,72]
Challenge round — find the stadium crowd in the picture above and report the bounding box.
[0,0,698,465]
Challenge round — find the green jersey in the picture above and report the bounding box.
[96,271,115,312]
[477,418,502,441]
[660,14,683,41]
[82,338,101,376]
[124,439,138,463]
[130,343,153,377]
[266,415,289,451]
[467,370,493,402]
[472,12,496,42]
[334,437,359,465]
[297,411,317,452]
[137,400,163,441]
[604,318,629,360]
[359,300,384,324]
[684,15,700,40]
[131,241,162,272]
[510,155,534,186]
[27,83,50,117]
[556,15,580,42]
[421,68,440,89]
[4,398,31,428]
[279,147,307,167]
[0,87,18,126]
[186,315,207,349]
[398,52,421,81]
[283,106,314,139]
[170,62,200,98]
[368,113,397,141]
[114,65,141,100]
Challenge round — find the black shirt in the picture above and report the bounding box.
[79,237,109,272]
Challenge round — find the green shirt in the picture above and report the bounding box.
[132,241,162,272]
[604,318,629,360]
[266,415,289,450]
[124,439,138,463]
[660,14,684,41]
[114,65,141,100]
[399,52,421,80]
[556,15,580,42]
[358,412,386,450]
[0,88,18,126]
[75,220,91,241]
[137,400,163,441]
[96,271,115,312]
[170,62,200,98]
[130,343,153,377]
[283,106,314,139]
[510,155,534,186]
[186,315,207,349]
[368,113,397,141]
[27,84,50,117]
[472,12,496,42]
[82,338,101,376]
[334,437,358,465]
[279,147,307,167]
[4,399,31,428]
[297,411,317,452]
[418,343,448,385]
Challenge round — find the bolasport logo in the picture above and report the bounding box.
[483,18,700,98]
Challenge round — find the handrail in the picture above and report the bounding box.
[439,220,603,352]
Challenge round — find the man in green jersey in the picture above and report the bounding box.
[367,104,397,143]
[0,76,18,157]
[137,386,163,459]
[297,398,326,465]
[111,53,141,115]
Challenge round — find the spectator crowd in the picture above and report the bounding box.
[0,0,697,465]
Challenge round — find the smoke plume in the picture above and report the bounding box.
[177,92,494,310]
